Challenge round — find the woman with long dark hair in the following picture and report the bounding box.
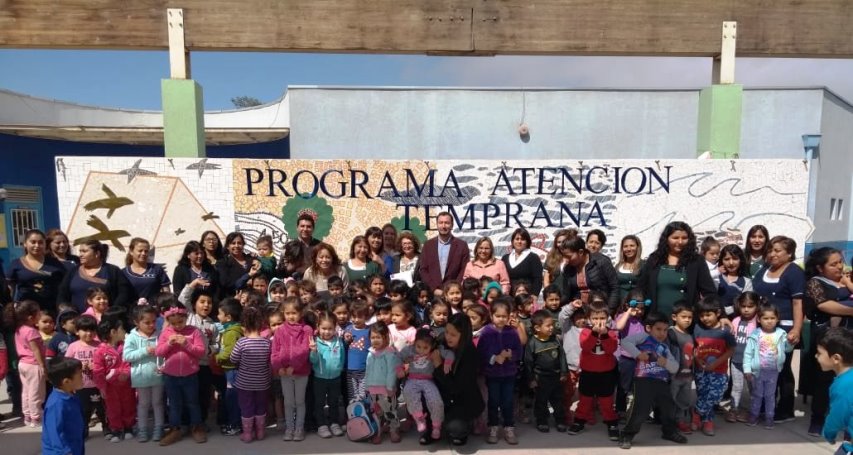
[751,235,805,423]
[200,230,224,267]
[216,232,252,298]
[5,229,66,313]
[559,237,619,312]
[638,221,716,317]
[802,247,853,435]
[431,313,484,446]
[173,240,219,297]
[744,225,770,277]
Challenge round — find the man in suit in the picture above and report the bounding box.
[296,213,322,260]
[419,212,470,296]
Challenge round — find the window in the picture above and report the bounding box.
[830,198,837,220]
[10,208,38,247]
[830,198,845,221]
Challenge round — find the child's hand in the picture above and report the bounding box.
[174,335,186,345]
[628,307,640,317]
[285,367,294,376]
[529,380,538,388]
[509,314,518,327]
[744,373,753,383]
[309,340,317,351]
[147,346,156,355]
[493,354,506,365]
[430,349,443,368]
[344,332,353,343]
[396,368,406,379]
[443,363,452,374]
[189,277,210,288]
[560,375,567,382]
[571,299,583,308]
[278,368,287,377]
[636,352,650,362]
[655,356,667,367]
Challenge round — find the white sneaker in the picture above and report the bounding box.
[317,425,332,438]
[329,423,344,437]
[487,426,500,444]
[282,428,294,441]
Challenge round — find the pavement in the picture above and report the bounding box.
[0,352,836,455]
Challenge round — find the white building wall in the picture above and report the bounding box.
[814,92,853,243]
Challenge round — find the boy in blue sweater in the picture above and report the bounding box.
[816,328,853,455]
[43,356,85,455]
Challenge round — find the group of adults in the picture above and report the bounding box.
[3,210,851,443]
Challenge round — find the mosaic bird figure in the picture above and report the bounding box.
[73,215,130,252]
[83,184,133,219]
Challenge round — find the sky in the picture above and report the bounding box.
[1,49,853,110]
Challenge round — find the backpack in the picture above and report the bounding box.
[346,398,379,441]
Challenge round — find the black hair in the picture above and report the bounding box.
[620,288,647,312]
[243,290,265,308]
[103,305,130,332]
[561,236,587,253]
[241,305,264,332]
[647,221,700,269]
[700,236,720,254]
[644,311,670,327]
[374,296,393,313]
[277,240,305,277]
[219,297,243,321]
[327,275,345,289]
[510,228,533,249]
[388,280,411,297]
[461,277,481,295]
[817,328,853,365]
[758,303,779,319]
[349,298,371,318]
[96,317,124,342]
[310,299,329,314]
[200,231,223,261]
[364,227,384,255]
[134,305,158,322]
[542,284,561,300]
[391,300,416,326]
[414,327,436,346]
[671,300,693,316]
[511,279,532,296]
[178,240,205,268]
[805,247,843,280]
[410,281,432,303]
[736,291,764,314]
[316,310,338,329]
[85,287,108,304]
[369,320,390,342]
[719,244,749,277]
[57,309,80,330]
[329,297,348,312]
[47,356,83,388]
[695,295,722,314]
[586,298,609,317]
[223,232,247,258]
[367,273,387,290]
[446,312,473,352]
[73,314,98,332]
[466,304,490,325]
[531,309,553,328]
[190,287,217,312]
[155,292,179,314]
[744,225,770,259]
[514,293,533,310]
[586,229,607,247]
[490,296,514,316]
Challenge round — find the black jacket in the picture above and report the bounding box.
[637,255,716,314]
[525,335,567,379]
[560,252,619,312]
[172,263,220,299]
[57,263,133,309]
[433,342,485,422]
[216,255,250,300]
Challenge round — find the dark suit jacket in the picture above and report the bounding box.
[638,255,716,314]
[419,236,470,291]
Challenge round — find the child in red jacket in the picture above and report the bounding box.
[93,318,135,443]
[567,298,620,441]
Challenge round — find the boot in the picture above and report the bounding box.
[240,418,254,443]
[254,415,266,440]
[158,427,183,446]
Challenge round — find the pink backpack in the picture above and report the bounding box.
[346,398,379,441]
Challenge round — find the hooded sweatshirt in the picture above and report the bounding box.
[365,346,400,394]
[216,322,243,370]
[477,323,523,378]
[270,321,313,376]
[310,335,345,380]
[123,328,163,388]
[154,324,205,377]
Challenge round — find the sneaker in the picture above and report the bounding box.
[390,429,402,443]
[677,422,693,434]
[124,431,134,440]
[691,411,701,431]
[293,428,305,441]
[192,425,207,443]
[567,422,585,435]
[137,431,150,443]
[109,434,122,443]
[159,427,183,446]
[487,426,500,444]
[329,423,344,437]
[537,424,550,433]
[724,410,737,423]
[702,421,715,436]
[414,416,427,433]
[104,431,114,441]
[620,434,633,449]
[746,415,760,426]
[807,421,823,437]
[662,432,688,444]
[152,427,164,442]
[221,425,241,436]
[282,428,294,441]
[556,424,568,433]
[764,421,775,430]
[30,418,42,428]
[504,427,518,445]
[23,416,31,427]
[371,432,382,444]
[317,425,332,439]
[608,424,620,441]
[773,414,795,424]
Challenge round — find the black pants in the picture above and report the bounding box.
[777,353,796,418]
[77,387,107,438]
[313,377,342,427]
[533,375,565,426]
[622,378,677,438]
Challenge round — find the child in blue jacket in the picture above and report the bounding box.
[43,357,85,455]
[310,311,346,438]
[743,304,794,429]
[815,328,853,455]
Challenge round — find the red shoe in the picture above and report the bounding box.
[691,412,701,431]
[372,432,382,444]
[702,421,715,436]
[677,421,693,434]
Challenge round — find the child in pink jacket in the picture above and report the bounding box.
[270,298,315,441]
[154,304,207,446]
[93,317,134,442]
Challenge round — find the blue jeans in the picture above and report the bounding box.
[486,376,515,427]
[165,374,201,427]
[224,370,241,427]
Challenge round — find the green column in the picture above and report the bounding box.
[161,79,206,157]
[697,84,742,158]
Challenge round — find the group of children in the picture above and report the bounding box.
[3,257,853,454]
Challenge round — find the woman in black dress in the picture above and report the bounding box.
[501,228,544,297]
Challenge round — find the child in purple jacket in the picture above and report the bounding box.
[477,297,523,445]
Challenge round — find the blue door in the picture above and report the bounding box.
[2,185,44,263]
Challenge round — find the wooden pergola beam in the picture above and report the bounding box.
[2,0,852,57]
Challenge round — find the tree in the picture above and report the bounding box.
[231,96,263,108]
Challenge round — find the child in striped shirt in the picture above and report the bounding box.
[229,306,272,443]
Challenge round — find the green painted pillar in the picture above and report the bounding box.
[161,79,205,157]
[697,84,742,158]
